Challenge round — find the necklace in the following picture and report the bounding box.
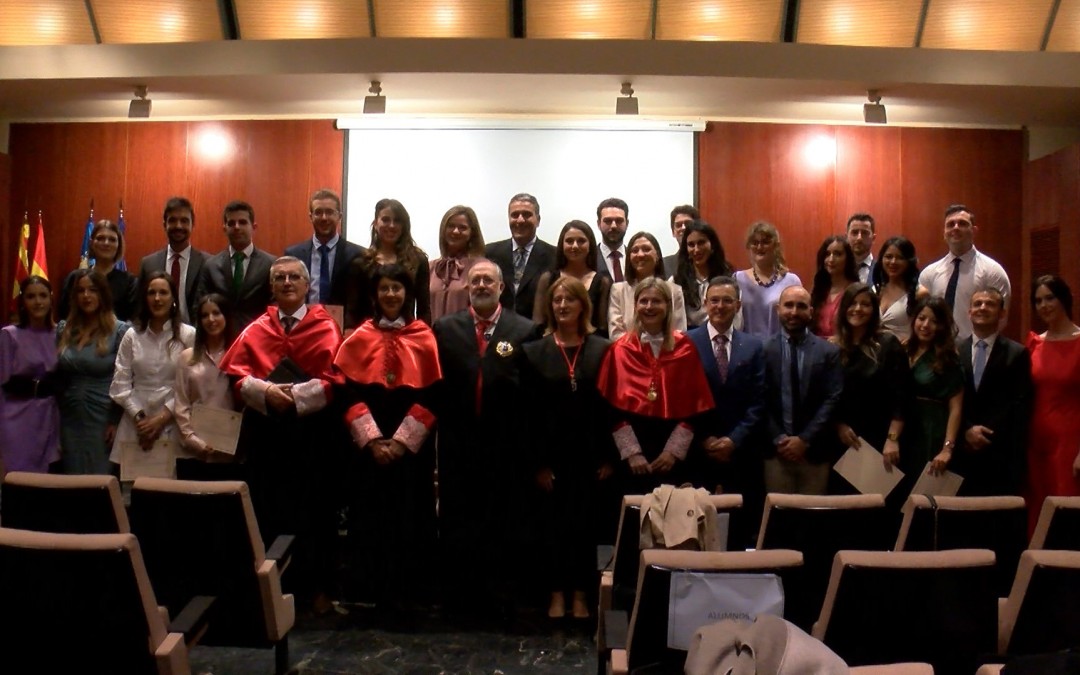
[752,266,780,287]
[554,334,583,391]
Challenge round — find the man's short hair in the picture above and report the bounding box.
[508,193,540,217]
[163,196,194,226]
[223,200,255,224]
[597,197,629,219]
[707,275,741,300]
[670,204,699,228]
[309,189,341,213]
[271,255,310,281]
[846,213,875,232]
[945,204,974,224]
[971,285,1006,309]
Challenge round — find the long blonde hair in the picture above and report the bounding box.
[58,269,117,356]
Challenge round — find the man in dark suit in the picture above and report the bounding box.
[955,287,1032,495]
[762,285,843,495]
[661,204,698,277]
[283,189,365,327]
[433,258,542,618]
[846,213,877,284]
[137,196,208,324]
[195,199,276,331]
[689,275,766,544]
[484,192,557,319]
[595,197,629,281]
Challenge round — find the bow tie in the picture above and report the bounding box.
[378,317,407,329]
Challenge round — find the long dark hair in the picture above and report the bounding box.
[189,294,235,365]
[136,271,183,349]
[675,220,731,309]
[364,198,426,278]
[553,220,598,273]
[871,236,921,316]
[811,235,858,312]
[16,275,54,328]
[369,263,416,322]
[623,231,667,284]
[1032,274,1074,320]
[833,282,882,365]
[906,296,959,372]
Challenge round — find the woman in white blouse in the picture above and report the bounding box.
[608,231,687,340]
[108,272,195,478]
[173,293,243,480]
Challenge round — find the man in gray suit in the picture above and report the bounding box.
[283,189,366,324]
[195,200,276,330]
[137,196,208,324]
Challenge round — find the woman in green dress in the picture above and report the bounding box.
[898,296,963,501]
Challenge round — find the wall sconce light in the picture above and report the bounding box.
[364,81,386,114]
[863,90,887,124]
[128,85,151,119]
[616,82,638,115]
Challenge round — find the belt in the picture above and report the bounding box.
[2,375,58,399]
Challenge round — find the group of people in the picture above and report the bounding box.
[2,190,1079,626]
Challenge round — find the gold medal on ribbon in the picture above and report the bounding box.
[646,386,658,401]
[385,372,396,384]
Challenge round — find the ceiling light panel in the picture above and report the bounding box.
[90,0,223,44]
[527,0,651,39]
[1046,0,1080,51]
[656,0,784,42]
[236,0,371,39]
[0,0,95,46]
[920,0,1055,51]
[797,0,922,48]
[373,0,509,38]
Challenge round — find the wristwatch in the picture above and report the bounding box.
[886,432,900,442]
[943,440,955,449]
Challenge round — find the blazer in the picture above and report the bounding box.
[283,237,365,308]
[688,325,765,452]
[485,238,557,319]
[137,246,208,320]
[955,334,1032,495]
[762,330,843,463]
[194,247,277,330]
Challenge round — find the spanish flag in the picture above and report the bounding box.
[30,211,50,280]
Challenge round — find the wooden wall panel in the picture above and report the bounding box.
[185,121,252,256]
[123,122,190,260]
[62,124,130,268]
[834,126,903,236]
[1,151,11,315]
[307,121,346,231]
[246,120,313,256]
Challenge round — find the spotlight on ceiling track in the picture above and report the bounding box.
[863,89,887,125]
[616,82,638,115]
[364,80,386,114]
[128,85,151,119]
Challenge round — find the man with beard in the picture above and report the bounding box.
[845,213,876,284]
[433,258,542,620]
[762,286,842,495]
[596,197,629,282]
[662,204,698,277]
[138,196,207,324]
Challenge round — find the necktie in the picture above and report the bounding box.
[609,251,624,282]
[475,319,492,353]
[513,247,527,286]
[282,316,297,334]
[713,333,729,383]
[974,339,988,390]
[170,253,181,291]
[789,334,802,427]
[232,251,245,294]
[945,257,962,310]
[318,243,332,304]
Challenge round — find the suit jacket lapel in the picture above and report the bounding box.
[959,338,975,388]
[693,329,721,383]
[519,244,546,289]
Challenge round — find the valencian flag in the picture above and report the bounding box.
[116,200,127,271]
[79,199,95,269]
[9,212,31,315]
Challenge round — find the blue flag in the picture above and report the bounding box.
[79,206,94,269]
[116,205,127,271]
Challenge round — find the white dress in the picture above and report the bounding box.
[879,294,911,343]
[108,321,196,473]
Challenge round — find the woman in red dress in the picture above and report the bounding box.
[1026,274,1080,532]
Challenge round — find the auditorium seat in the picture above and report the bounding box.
[0,471,129,534]
[756,493,891,630]
[607,548,803,674]
[894,494,1027,596]
[812,549,997,673]
[0,527,207,674]
[997,549,1080,656]
[598,493,742,655]
[130,478,295,675]
[1028,496,1080,550]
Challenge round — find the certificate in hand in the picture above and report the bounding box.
[120,439,176,481]
[911,462,964,498]
[832,438,905,497]
[192,403,243,456]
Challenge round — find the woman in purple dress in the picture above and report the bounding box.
[0,276,60,475]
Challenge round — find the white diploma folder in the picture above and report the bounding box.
[120,439,176,481]
[191,403,243,456]
[911,462,964,498]
[832,438,905,497]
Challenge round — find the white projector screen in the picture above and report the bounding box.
[342,121,699,263]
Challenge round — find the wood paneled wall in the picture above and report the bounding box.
[1022,144,1080,335]
[5,120,344,307]
[699,122,1025,337]
[0,151,11,311]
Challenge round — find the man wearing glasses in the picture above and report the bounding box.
[195,200,276,330]
[284,189,366,329]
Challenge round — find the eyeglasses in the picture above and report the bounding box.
[271,273,307,284]
[311,208,339,218]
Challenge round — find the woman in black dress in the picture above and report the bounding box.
[523,275,614,620]
[532,220,612,337]
[58,219,138,321]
